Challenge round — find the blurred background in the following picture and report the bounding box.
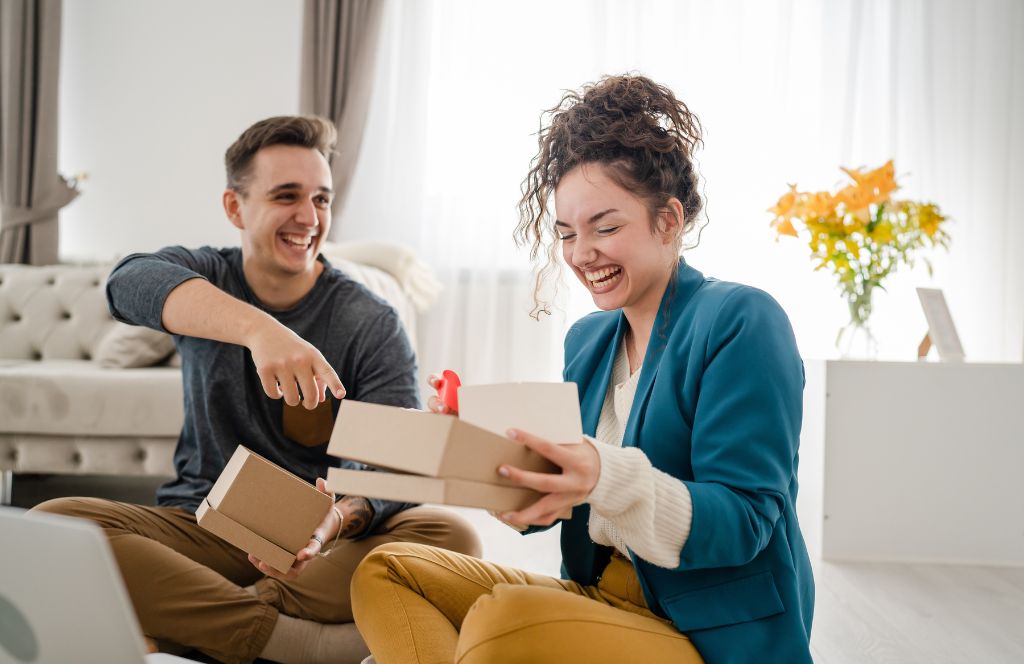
[53,0,1023,390]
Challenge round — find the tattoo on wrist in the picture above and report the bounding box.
[338,496,374,538]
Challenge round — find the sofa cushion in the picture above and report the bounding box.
[327,255,418,351]
[0,264,115,361]
[94,322,176,368]
[0,434,177,476]
[0,360,183,436]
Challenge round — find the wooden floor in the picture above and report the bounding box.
[811,560,1024,663]
[11,476,1024,662]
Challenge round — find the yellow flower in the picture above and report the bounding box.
[771,217,799,238]
[805,219,834,237]
[822,236,839,258]
[835,183,875,214]
[802,191,836,218]
[769,160,950,332]
[839,159,898,211]
[842,159,898,196]
[768,184,799,218]
[916,203,945,238]
[848,218,869,236]
[869,221,895,244]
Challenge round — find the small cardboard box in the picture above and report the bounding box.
[326,401,559,485]
[196,445,332,574]
[326,467,543,513]
[454,382,583,444]
[325,382,582,512]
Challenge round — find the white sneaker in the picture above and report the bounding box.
[360,657,376,664]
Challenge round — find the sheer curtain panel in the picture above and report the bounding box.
[301,0,385,228]
[340,0,1024,388]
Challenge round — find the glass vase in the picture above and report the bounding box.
[836,320,878,359]
[836,288,878,359]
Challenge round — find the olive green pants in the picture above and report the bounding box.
[32,498,480,663]
[351,542,703,663]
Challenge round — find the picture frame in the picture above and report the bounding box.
[916,288,965,362]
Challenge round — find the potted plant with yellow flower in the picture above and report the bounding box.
[769,160,950,357]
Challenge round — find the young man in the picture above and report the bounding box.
[33,116,480,664]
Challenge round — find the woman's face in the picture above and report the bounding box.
[554,162,680,317]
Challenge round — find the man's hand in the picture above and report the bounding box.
[248,478,340,580]
[159,278,344,410]
[249,490,376,579]
[246,320,345,409]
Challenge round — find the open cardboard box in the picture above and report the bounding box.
[196,445,332,573]
[326,382,582,513]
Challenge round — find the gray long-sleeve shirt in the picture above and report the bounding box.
[106,245,419,535]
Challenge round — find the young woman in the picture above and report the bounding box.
[351,75,814,663]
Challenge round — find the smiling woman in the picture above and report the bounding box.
[350,74,815,664]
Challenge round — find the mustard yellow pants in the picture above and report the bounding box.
[351,542,703,663]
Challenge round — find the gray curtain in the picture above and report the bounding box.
[0,0,78,265]
[301,0,384,236]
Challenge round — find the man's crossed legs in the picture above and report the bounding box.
[32,497,481,664]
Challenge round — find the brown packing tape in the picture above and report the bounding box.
[196,499,297,575]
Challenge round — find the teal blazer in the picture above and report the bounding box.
[553,260,813,663]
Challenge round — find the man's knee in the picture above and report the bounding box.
[29,497,169,539]
[30,496,114,523]
[384,506,483,558]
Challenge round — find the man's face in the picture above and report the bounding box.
[225,144,333,279]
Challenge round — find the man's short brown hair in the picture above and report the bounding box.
[224,116,337,194]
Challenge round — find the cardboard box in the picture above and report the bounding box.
[196,445,332,574]
[455,382,583,443]
[325,382,582,513]
[326,467,543,513]
[326,401,558,485]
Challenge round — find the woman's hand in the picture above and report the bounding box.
[497,429,601,528]
[426,373,455,414]
[247,477,341,580]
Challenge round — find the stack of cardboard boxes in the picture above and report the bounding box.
[197,382,582,570]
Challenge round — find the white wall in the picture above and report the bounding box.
[57,0,303,262]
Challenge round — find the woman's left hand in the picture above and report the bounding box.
[498,429,601,528]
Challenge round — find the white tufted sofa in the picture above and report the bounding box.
[0,247,423,504]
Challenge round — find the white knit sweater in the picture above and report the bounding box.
[586,340,694,569]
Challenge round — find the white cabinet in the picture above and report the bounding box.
[797,360,1024,565]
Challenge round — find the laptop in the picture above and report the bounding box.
[0,506,198,663]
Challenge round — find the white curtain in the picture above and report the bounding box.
[340,0,1024,393]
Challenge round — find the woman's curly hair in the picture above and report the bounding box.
[516,74,705,318]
